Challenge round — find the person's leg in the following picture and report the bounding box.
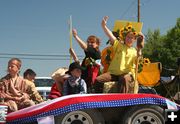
[93,72,112,93]
[118,74,135,93]
[96,72,112,83]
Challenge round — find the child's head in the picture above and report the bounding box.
[23,69,36,82]
[51,67,69,83]
[118,22,139,47]
[86,35,100,50]
[7,58,22,76]
[124,31,137,47]
[67,62,83,78]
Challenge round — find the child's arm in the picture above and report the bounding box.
[101,16,117,45]
[137,32,145,49]
[136,32,145,56]
[69,48,79,63]
[72,29,88,50]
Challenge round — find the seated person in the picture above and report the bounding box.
[0,58,35,112]
[94,16,144,93]
[23,68,36,82]
[23,69,44,103]
[48,67,69,99]
[63,62,87,96]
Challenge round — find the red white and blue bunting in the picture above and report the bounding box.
[6,93,179,124]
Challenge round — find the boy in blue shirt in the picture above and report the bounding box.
[63,62,87,95]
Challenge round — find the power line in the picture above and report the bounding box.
[120,0,151,21]
[120,0,137,19]
[0,56,84,61]
[0,53,84,61]
[0,53,84,58]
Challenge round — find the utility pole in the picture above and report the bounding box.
[138,0,140,22]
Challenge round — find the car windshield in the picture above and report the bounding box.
[34,78,54,87]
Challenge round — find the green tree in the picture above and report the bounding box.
[143,18,180,76]
[143,29,164,62]
[162,18,180,70]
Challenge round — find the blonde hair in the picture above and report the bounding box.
[8,58,22,69]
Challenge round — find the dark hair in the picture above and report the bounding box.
[106,31,120,45]
[87,35,101,49]
[66,62,83,74]
[23,69,36,78]
[112,31,120,40]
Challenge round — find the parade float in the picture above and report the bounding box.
[1,20,180,124]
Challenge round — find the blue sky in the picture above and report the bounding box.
[0,0,180,77]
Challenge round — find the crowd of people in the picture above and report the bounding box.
[0,16,144,113]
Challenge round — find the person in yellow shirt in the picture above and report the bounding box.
[94,16,144,93]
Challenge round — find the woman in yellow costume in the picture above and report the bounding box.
[95,16,144,93]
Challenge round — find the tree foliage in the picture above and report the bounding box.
[143,18,180,76]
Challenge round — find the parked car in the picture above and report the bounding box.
[34,77,54,100]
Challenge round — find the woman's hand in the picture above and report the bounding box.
[101,16,109,27]
[101,16,116,43]
[72,28,87,50]
[72,29,77,37]
[137,32,145,49]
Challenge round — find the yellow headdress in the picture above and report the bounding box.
[113,20,143,41]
